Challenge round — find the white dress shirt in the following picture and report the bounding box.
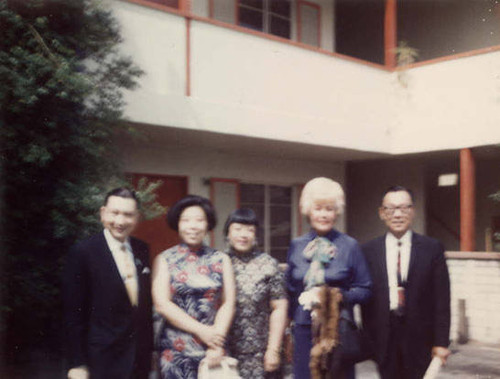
[385,230,412,311]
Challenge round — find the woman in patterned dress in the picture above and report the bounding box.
[152,195,236,379]
[224,208,288,379]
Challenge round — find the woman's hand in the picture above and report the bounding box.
[196,324,226,349]
[264,348,281,372]
[205,347,224,368]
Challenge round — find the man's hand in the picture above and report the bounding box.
[432,346,451,365]
[67,366,89,379]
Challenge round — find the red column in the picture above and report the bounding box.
[384,0,397,69]
[460,148,476,251]
[179,0,190,12]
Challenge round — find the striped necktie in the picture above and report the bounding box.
[396,240,405,315]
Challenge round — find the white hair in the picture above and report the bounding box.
[300,177,345,216]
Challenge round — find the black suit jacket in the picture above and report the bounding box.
[63,232,153,379]
[361,232,450,377]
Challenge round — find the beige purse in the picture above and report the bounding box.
[197,356,241,379]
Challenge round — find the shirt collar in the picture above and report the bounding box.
[308,228,339,242]
[179,242,207,255]
[386,230,412,246]
[103,228,131,252]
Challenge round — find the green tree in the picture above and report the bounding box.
[0,0,157,363]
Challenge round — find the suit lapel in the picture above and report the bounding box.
[377,235,389,287]
[130,239,144,306]
[130,239,144,275]
[407,232,421,285]
[373,236,391,310]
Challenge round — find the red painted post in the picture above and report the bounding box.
[384,0,397,69]
[179,0,190,12]
[460,148,476,251]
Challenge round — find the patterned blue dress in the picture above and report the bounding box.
[157,244,225,379]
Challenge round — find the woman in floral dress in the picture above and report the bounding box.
[224,208,288,378]
[152,195,235,379]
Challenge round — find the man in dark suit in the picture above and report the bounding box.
[64,187,153,379]
[362,186,450,379]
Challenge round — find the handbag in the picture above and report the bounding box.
[336,308,373,365]
[198,356,241,379]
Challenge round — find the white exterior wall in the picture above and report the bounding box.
[391,51,500,154]
[114,2,500,156]
[117,4,186,97]
[189,21,390,152]
[447,255,500,344]
[114,1,392,154]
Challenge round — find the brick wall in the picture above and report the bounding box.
[446,252,500,344]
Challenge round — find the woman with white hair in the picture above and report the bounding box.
[286,177,372,379]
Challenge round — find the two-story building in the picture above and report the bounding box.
[111,0,500,343]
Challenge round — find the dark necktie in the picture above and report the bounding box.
[396,241,405,315]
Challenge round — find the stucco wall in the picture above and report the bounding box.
[114,1,500,156]
[114,1,393,154]
[390,50,500,154]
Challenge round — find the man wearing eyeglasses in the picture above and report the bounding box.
[361,186,450,379]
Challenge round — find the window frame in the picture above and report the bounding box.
[297,0,321,47]
[240,182,294,262]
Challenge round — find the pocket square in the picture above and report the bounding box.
[142,267,151,274]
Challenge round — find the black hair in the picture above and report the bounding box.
[382,185,415,204]
[167,195,217,231]
[104,187,140,209]
[223,208,259,236]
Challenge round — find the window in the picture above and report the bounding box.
[240,183,292,262]
[238,0,291,39]
[211,0,236,24]
[298,1,321,47]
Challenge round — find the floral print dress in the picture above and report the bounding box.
[227,249,287,379]
[157,244,225,379]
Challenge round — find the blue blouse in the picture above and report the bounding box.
[286,229,372,325]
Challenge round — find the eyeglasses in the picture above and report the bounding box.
[381,205,413,216]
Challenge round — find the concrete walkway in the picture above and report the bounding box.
[2,342,499,378]
[356,342,500,378]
